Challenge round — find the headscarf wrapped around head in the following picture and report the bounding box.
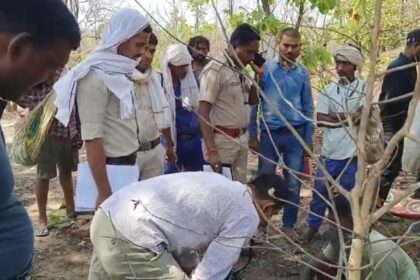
[333,45,364,67]
[54,8,149,126]
[161,44,199,146]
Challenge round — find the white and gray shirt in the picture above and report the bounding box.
[101,172,259,280]
[317,78,366,160]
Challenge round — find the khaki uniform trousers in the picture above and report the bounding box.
[137,144,166,180]
[88,209,188,280]
[204,132,248,183]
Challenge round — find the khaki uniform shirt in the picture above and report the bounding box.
[77,71,141,157]
[199,54,251,129]
[133,82,160,143]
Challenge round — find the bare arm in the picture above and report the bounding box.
[85,138,112,207]
[199,101,216,150]
[317,111,361,128]
[198,101,221,172]
[160,127,176,164]
[160,127,174,147]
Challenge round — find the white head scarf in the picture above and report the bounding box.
[132,68,171,130]
[161,43,199,146]
[54,8,149,125]
[333,45,364,67]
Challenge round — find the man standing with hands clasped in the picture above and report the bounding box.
[304,45,365,242]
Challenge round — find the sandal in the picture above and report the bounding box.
[35,224,49,237]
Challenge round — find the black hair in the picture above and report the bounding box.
[143,25,153,33]
[149,33,158,46]
[330,195,352,219]
[250,174,289,209]
[279,27,301,41]
[230,23,260,48]
[0,0,81,50]
[407,28,420,46]
[188,35,210,49]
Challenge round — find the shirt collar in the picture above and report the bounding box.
[223,50,241,70]
[277,58,298,71]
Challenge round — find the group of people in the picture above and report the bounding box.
[0,0,419,279]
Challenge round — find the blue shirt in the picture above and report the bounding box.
[174,84,200,136]
[249,60,314,145]
[0,130,34,278]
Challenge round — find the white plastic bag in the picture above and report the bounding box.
[402,103,420,173]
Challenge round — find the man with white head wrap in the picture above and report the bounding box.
[54,8,152,207]
[161,43,205,173]
[303,44,366,242]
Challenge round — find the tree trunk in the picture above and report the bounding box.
[295,3,305,30]
[349,0,383,278]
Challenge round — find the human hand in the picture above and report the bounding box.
[208,148,222,173]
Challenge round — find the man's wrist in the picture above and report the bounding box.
[207,147,218,153]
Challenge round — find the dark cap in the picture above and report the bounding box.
[407,29,420,45]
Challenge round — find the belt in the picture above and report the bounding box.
[138,137,161,152]
[214,126,247,138]
[106,152,137,166]
[178,133,199,141]
[266,124,305,134]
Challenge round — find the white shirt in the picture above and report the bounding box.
[101,172,259,280]
[317,79,366,160]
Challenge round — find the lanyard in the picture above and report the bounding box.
[336,79,359,98]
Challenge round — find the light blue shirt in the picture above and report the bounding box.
[249,59,314,145]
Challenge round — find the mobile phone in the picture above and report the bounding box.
[253,52,266,67]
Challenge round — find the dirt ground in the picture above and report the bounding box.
[2,111,419,280]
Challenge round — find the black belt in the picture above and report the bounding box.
[138,137,161,152]
[106,153,137,166]
[178,133,199,141]
[267,124,305,134]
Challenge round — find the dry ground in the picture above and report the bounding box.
[2,112,419,280]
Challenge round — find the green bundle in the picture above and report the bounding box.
[11,91,57,166]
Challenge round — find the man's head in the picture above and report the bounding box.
[0,0,81,101]
[248,174,289,225]
[230,23,260,66]
[168,64,189,81]
[99,8,152,61]
[405,29,420,60]
[327,195,353,228]
[137,33,158,73]
[188,36,210,64]
[332,45,364,82]
[278,27,301,63]
[164,44,192,82]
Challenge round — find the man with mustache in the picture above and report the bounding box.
[250,27,314,237]
[304,45,365,242]
[54,9,153,207]
[199,23,260,183]
[132,33,174,179]
[188,35,210,78]
[0,0,81,277]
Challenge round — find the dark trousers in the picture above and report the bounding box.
[165,134,204,174]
